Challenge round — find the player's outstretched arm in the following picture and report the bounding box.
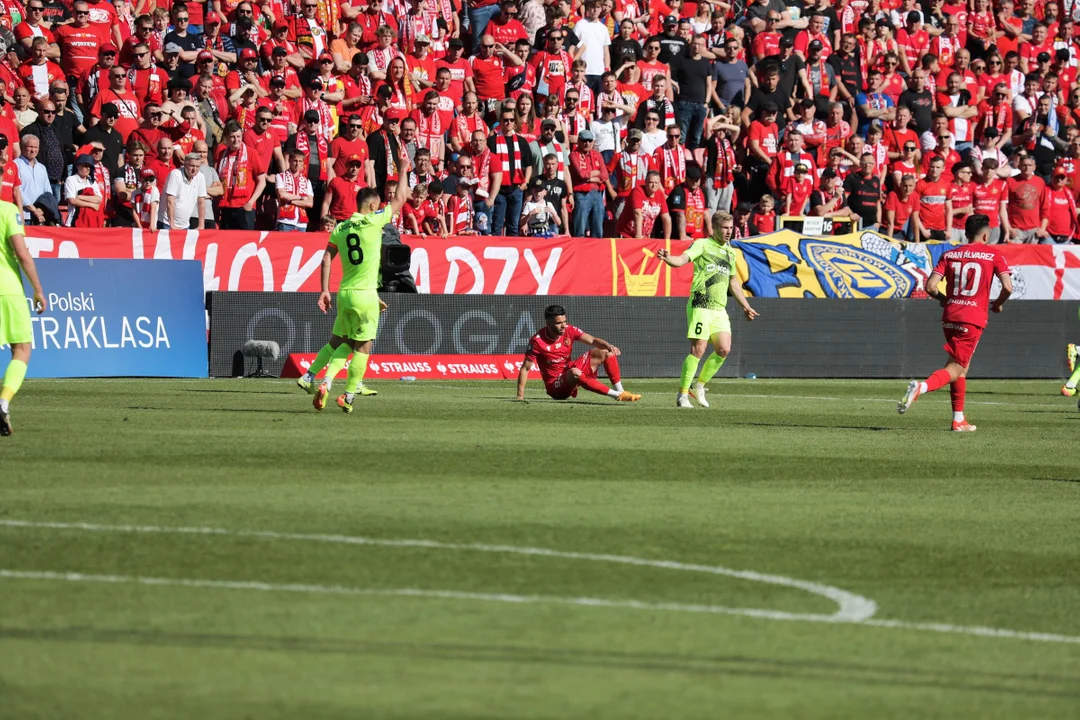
[11,232,45,314]
[387,157,413,216]
[991,272,1013,313]
[515,359,533,400]
[729,275,758,321]
[925,271,947,307]
[657,248,690,267]
[580,332,621,355]
[318,242,337,313]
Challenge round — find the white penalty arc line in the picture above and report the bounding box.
[3,520,1080,645]
[0,519,873,623]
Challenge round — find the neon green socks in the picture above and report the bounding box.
[323,345,353,390]
[679,355,699,395]
[698,353,726,384]
[344,352,370,395]
[306,343,336,378]
[1,358,27,403]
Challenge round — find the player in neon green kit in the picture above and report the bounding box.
[0,199,46,436]
[658,210,758,408]
[296,166,410,413]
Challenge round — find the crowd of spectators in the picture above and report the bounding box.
[1,0,1079,242]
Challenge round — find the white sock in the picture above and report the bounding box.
[919,382,928,394]
[606,389,620,398]
[1067,380,1077,389]
[345,392,355,403]
[324,379,333,392]
[302,371,314,383]
[953,412,965,422]
[613,381,624,392]
[0,398,8,413]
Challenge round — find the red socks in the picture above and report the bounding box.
[950,377,966,413]
[603,354,621,384]
[578,374,612,396]
[924,368,953,394]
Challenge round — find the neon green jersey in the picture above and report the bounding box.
[686,237,737,311]
[0,200,26,296]
[331,208,393,291]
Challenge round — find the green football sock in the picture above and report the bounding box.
[0,359,27,402]
[679,355,699,394]
[345,352,370,394]
[306,343,335,377]
[1067,364,1080,389]
[323,345,353,389]
[697,353,726,384]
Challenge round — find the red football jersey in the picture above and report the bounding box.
[525,324,585,386]
[933,245,1011,328]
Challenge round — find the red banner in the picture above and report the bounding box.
[281,353,541,380]
[25,227,1078,299]
[24,228,694,296]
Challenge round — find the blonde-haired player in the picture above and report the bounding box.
[658,210,758,408]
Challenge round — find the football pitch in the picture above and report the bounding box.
[2,377,1079,719]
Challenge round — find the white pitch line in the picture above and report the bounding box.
[3,519,1079,645]
[3,568,1079,646]
[0,519,874,622]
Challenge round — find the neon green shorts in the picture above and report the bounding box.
[332,290,380,342]
[0,293,32,346]
[686,306,731,340]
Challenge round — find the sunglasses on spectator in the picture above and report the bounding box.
[51,87,68,93]
[549,35,563,41]
[257,116,272,122]
[75,10,89,15]
[668,133,681,139]
[483,44,495,49]
[904,145,916,150]
[40,110,56,115]
[111,72,126,78]
[501,116,515,122]
[28,4,43,10]
[646,117,659,122]
[176,16,188,21]
[348,123,364,129]
[135,51,149,57]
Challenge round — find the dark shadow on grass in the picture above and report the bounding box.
[1031,477,1080,484]
[2,626,1077,700]
[183,389,293,395]
[127,406,312,415]
[731,421,894,432]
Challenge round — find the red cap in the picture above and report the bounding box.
[77,143,100,156]
[197,50,214,62]
[239,48,258,61]
[274,19,290,30]
[346,153,364,163]
[318,51,334,61]
[384,108,406,121]
[204,12,222,25]
[140,168,157,180]
[99,44,117,54]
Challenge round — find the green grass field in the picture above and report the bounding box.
[2,377,1079,719]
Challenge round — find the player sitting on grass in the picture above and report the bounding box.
[296,164,410,413]
[898,214,1013,431]
[515,304,641,403]
[658,210,758,409]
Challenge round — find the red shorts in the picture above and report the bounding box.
[545,353,595,400]
[942,321,983,367]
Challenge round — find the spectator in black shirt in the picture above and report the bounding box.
[611,19,642,69]
[898,70,934,135]
[163,6,201,65]
[672,35,714,149]
[647,16,688,64]
[79,102,124,180]
[843,153,883,229]
[743,63,791,131]
[538,152,570,231]
[770,36,806,100]
[828,33,862,121]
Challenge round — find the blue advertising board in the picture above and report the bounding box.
[15,259,207,378]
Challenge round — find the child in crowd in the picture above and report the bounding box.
[446,177,478,235]
[750,193,777,234]
[520,180,560,236]
[133,169,159,230]
[401,183,428,235]
[421,182,449,236]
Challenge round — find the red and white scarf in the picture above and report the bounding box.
[293,131,329,181]
[217,142,250,203]
[596,90,625,121]
[474,147,493,198]
[413,109,444,162]
[447,193,475,233]
[642,97,676,128]
[493,133,525,185]
[616,149,650,194]
[297,96,335,140]
[655,144,686,192]
[561,111,589,139]
[276,170,313,224]
[370,46,402,75]
[711,135,735,189]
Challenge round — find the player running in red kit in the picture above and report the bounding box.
[897,214,1013,431]
[516,304,641,402]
